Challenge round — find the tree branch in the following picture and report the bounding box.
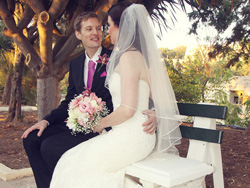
[69,50,85,62]
[65,0,88,36]
[38,11,53,74]
[6,0,15,14]
[26,0,45,14]
[0,1,19,33]
[53,32,80,69]
[53,36,68,57]
[54,60,70,80]
[27,23,37,39]
[2,28,42,77]
[29,31,39,44]
[25,53,53,78]
[94,0,115,13]
[48,0,69,20]
[53,0,88,58]
[53,24,63,36]
[3,28,38,57]
[94,0,119,24]
[145,0,163,14]
[17,5,35,30]
[25,53,42,77]
[54,50,85,80]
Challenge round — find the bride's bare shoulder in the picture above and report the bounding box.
[120,50,144,64]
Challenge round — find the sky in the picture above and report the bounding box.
[154,8,194,49]
[153,5,218,50]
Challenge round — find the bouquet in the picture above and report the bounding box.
[66,88,109,135]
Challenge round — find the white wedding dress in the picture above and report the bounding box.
[50,72,156,188]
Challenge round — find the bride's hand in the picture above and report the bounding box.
[93,123,104,134]
[142,110,157,134]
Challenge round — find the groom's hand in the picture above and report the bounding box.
[142,110,157,134]
[21,120,49,139]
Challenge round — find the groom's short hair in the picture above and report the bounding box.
[74,12,101,32]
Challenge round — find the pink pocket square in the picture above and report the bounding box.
[100,71,107,77]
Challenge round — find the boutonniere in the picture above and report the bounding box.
[96,54,109,72]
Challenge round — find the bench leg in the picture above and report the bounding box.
[125,175,143,187]
[139,179,161,188]
[210,143,225,188]
[169,177,205,188]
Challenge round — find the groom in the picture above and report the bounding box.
[22,12,156,188]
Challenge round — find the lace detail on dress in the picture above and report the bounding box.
[50,73,155,188]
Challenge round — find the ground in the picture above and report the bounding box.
[0,111,249,188]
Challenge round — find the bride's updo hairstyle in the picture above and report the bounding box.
[108,2,145,55]
[108,2,131,27]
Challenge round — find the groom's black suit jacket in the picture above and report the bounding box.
[43,47,113,127]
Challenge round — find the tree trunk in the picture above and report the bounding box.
[202,88,205,102]
[2,68,13,105]
[5,50,24,122]
[37,76,61,121]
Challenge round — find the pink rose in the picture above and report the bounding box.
[79,101,91,113]
[97,98,103,105]
[88,106,96,115]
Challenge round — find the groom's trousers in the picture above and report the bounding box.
[23,123,98,188]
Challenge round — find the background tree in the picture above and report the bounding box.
[188,0,250,67]
[0,51,14,105]
[5,47,25,122]
[163,45,234,103]
[21,65,37,106]
[161,45,186,59]
[0,0,195,120]
[0,21,14,105]
[2,2,27,122]
[186,0,250,128]
[165,57,201,103]
[1,21,36,108]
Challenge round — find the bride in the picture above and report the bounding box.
[50,3,181,188]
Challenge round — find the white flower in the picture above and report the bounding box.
[90,100,98,109]
[73,108,82,116]
[67,122,76,130]
[78,113,89,122]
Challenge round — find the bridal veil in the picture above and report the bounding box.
[105,4,182,154]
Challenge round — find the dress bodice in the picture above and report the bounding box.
[109,72,150,112]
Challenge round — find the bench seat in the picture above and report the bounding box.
[125,103,227,188]
[126,154,213,187]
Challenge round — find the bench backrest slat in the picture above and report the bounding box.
[177,103,227,120]
[177,103,227,144]
[180,125,224,144]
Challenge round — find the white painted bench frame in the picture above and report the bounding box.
[125,103,225,188]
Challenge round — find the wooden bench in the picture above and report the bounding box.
[125,102,227,188]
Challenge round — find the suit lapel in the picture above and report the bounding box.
[79,54,86,89]
[92,48,109,86]
[94,62,105,78]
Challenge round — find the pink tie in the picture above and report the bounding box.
[87,60,95,88]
